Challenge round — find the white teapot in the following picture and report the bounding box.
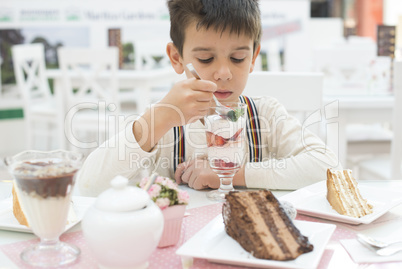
[82,176,164,269]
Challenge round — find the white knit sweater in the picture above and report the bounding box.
[77,96,341,196]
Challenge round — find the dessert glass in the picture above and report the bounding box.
[5,150,83,267]
[204,103,247,201]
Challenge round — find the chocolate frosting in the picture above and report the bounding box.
[13,161,78,198]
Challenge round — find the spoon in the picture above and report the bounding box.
[143,173,158,192]
[357,234,389,248]
[357,233,402,256]
[186,63,233,116]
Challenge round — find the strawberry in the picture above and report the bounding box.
[214,135,227,146]
[213,159,237,168]
[213,159,224,167]
[205,131,214,147]
[223,162,236,168]
[230,128,243,141]
[206,132,229,146]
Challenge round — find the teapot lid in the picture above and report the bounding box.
[95,176,149,212]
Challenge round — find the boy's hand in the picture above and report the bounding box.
[174,159,220,190]
[132,77,216,152]
[158,78,217,127]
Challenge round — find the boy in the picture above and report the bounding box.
[77,0,339,196]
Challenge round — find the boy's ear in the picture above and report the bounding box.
[250,44,261,73]
[166,42,184,74]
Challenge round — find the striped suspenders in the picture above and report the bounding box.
[173,125,185,172]
[173,95,261,171]
[239,95,262,162]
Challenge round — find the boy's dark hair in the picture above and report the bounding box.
[167,0,261,56]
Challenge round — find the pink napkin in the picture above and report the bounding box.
[0,203,223,269]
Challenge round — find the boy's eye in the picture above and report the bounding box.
[231,57,245,63]
[198,58,213,64]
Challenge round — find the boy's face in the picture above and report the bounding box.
[179,22,260,103]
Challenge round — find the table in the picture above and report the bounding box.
[323,94,394,167]
[1,179,402,268]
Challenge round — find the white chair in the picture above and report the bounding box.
[314,38,394,165]
[58,47,120,153]
[12,43,64,150]
[0,55,24,110]
[312,38,377,95]
[243,71,340,163]
[358,60,402,180]
[131,39,175,106]
[244,71,324,137]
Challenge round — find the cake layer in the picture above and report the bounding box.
[327,168,373,218]
[12,185,29,227]
[222,190,313,261]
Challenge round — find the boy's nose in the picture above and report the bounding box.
[213,65,232,81]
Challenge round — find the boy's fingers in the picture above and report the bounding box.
[174,160,194,184]
[192,79,217,93]
[181,166,193,184]
[194,90,215,102]
[174,163,186,184]
[192,178,206,190]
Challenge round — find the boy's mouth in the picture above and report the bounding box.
[214,90,232,99]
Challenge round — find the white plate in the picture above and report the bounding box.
[176,215,336,269]
[0,196,95,233]
[279,181,402,225]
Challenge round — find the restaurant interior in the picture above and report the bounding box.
[0,0,402,268]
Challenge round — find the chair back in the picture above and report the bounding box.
[391,60,402,179]
[12,43,65,150]
[57,47,120,113]
[12,43,52,109]
[312,40,383,95]
[244,71,323,113]
[244,71,324,138]
[58,47,120,151]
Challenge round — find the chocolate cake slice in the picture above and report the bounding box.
[222,190,313,260]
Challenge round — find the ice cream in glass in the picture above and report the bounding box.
[5,150,83,267]
[204,103,247,201]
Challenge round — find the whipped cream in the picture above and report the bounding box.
[13,159,78,179]
[205,115,245,139]
[208,139,245,166]
[15,188,72,239]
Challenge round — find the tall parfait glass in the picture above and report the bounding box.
[204,103,247,201]
[5,150,83,267]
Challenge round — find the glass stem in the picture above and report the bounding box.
[39,238,60,249]
[218,175,235,192]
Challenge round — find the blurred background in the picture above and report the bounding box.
[0,0,401,179]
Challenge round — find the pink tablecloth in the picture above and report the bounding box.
[0,203,355,269]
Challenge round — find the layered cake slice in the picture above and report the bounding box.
[327,168,373,218]
[12,184,29,226]
[222,190,313,261]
